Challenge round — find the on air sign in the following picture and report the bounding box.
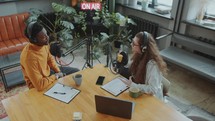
[81,2,101,10]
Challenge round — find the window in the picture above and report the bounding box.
[157,0,173,6]
[206,1,215,16]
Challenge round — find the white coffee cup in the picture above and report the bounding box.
[73,74,82,86]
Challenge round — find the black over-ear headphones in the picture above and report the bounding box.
[140,31,149,53]
[27,22,38,43]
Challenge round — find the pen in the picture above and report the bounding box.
[53,92,66,95]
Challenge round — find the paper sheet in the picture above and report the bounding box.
[101,77,129,96]
[44,83,80,103]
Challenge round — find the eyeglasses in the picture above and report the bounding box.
[131,41,139,47]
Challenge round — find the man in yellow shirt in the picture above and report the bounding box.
[20,22,79,91]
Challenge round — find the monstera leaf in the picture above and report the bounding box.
[58,29,73,41]
[52,2,76,15]
[60,21,74,30]
[26,8,43,24]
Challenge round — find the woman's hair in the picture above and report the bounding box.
[130,32,167,84]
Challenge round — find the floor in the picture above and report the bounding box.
[165,63,215,121]
[1,48,215,121]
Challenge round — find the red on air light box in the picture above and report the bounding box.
[81,2,101,10]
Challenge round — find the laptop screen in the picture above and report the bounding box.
[95,95,134,119]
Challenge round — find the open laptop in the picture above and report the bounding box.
[95,95,134,119]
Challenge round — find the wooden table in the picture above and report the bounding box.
[2,64,191,121]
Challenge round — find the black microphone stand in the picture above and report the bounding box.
[105,42,112,67]
[82,10,101,69]
[83,36,93,69]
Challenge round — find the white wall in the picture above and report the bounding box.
[0,2,17,16]
[0,0,70,16]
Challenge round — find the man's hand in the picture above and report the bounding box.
[121,76,132,87]
[55,72,64,79]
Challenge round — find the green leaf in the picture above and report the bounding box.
[52,2,65,13]
[64,6,77,15]
[58,29,73,41]
[100,32,109,38]
[60,21,74,30]
[26,16,38,24]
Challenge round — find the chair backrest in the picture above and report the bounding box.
[0,12,29,41]
[161,77,171,96]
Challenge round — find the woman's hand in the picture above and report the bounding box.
[121,76,133,86]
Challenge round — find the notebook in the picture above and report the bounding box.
[95,95,134,119]
[101,77,129,96]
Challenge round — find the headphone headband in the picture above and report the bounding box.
[140,31,149,52]
[27,22,36,38]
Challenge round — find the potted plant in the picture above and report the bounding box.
[86,1,136,56]
[99,12,136,51]
[26,2,83,48]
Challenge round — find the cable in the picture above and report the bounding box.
[55,53,75,66]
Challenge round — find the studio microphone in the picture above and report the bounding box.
[115,51,128,73]
[50,42,63,58]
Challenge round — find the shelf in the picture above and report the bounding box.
[116,4,173,20]
[182,19,215,31]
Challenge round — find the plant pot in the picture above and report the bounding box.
[114,41,122,48]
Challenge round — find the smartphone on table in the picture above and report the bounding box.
[96,76,105,85]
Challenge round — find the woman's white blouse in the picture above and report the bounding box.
[130,60,164,101]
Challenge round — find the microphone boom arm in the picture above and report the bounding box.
[62,38,88,57]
